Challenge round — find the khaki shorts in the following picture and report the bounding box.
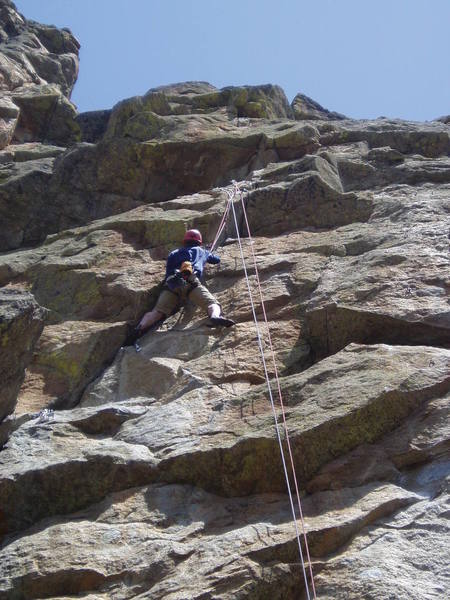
[154,283,217,317]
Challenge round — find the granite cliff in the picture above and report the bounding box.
[0,1,449,598]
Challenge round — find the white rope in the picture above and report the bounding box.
[237,185,317,597]
[228,187,313,600]
[210,194,232,253]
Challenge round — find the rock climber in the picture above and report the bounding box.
[137,229,235,335]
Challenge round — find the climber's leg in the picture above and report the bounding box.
[208,303,221,319]
[137,309,165,333]
[137,289,180,334]
[189,285,235,327]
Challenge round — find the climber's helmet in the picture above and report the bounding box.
[183,229,203,246]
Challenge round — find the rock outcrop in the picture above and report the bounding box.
[0,0,79,149]
[0,288,45,420]
[0,2,449,599]
[292,93,346,121]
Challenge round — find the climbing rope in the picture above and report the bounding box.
[237,184,317,598]
[209,191,232,253]
[214,181,316,599]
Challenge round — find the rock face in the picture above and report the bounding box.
[0,5,449,600]
[292,93,346,121]
[0,0,80,149]
[0,288,45,421]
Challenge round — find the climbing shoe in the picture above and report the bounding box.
[209,316,236,328]
[123,327,141,347]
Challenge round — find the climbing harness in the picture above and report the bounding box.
[165,261,197,292]
[214,180,317,600]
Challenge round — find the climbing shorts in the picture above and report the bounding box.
[154,283,217,317]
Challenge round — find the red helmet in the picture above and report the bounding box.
[183,229,202,244]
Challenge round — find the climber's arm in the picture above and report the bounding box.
[165,250,180,279]
[206,252,220,265]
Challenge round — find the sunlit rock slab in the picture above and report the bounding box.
[16,320,128,413]
[2,344,447,538]
[306,184,450,356]
[312,470,449,600]
[0,481,420,600]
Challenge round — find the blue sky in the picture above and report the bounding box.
[14,0,450,121]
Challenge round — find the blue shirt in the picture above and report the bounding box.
[165,246,220,279]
